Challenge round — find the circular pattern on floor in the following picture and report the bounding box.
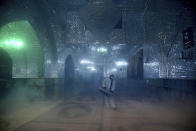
[58,103,92,118]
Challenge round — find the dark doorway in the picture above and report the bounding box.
[63,55,75,97]
[0,48,12,98]
[0,48,12,79]
[127,49,143,80]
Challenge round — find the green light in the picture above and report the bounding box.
[5,41,10,45]
[3,39,23,48]
[0,20,44,78]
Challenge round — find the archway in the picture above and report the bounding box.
[0,48,12,98]
[127,49,144,80]
[64,55,75,83]
[0,20,44,78]
[63,55,75,97]
[0,48,12,79]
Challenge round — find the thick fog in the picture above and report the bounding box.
[0,0,196,131]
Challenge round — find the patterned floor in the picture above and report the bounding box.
[14,96,196,131]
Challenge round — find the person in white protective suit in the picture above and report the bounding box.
[102,74,116,110]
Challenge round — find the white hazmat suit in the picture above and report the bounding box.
[102,76,116,109]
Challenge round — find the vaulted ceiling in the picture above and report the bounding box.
[0,0,195,60]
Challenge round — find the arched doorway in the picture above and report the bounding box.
[0,20,44,78]
[64,55,75,83]
[63,55,75,97]
[0,48,12,79]
[0,48,12,98]
[127,49,143,80]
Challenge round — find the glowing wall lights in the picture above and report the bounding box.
[111,68,117,72]
[97,47,107,53]
[115,61,128,67]
[3,39,23,48]
[90,46,108,53]
[80,59,94,65]
[87,66,97,71]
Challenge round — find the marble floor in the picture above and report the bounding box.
[13,95,196,131]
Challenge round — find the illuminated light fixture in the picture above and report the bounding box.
[4,41,10,45]
[80,59,94,65]
[91,68,97,71]
[87,66,97,71]
[97,47,107,53]
[3,39,23,48]
[57,60,63,64]
[111,68,117,72]
[115,61,128,67]
[112,45,120,50]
